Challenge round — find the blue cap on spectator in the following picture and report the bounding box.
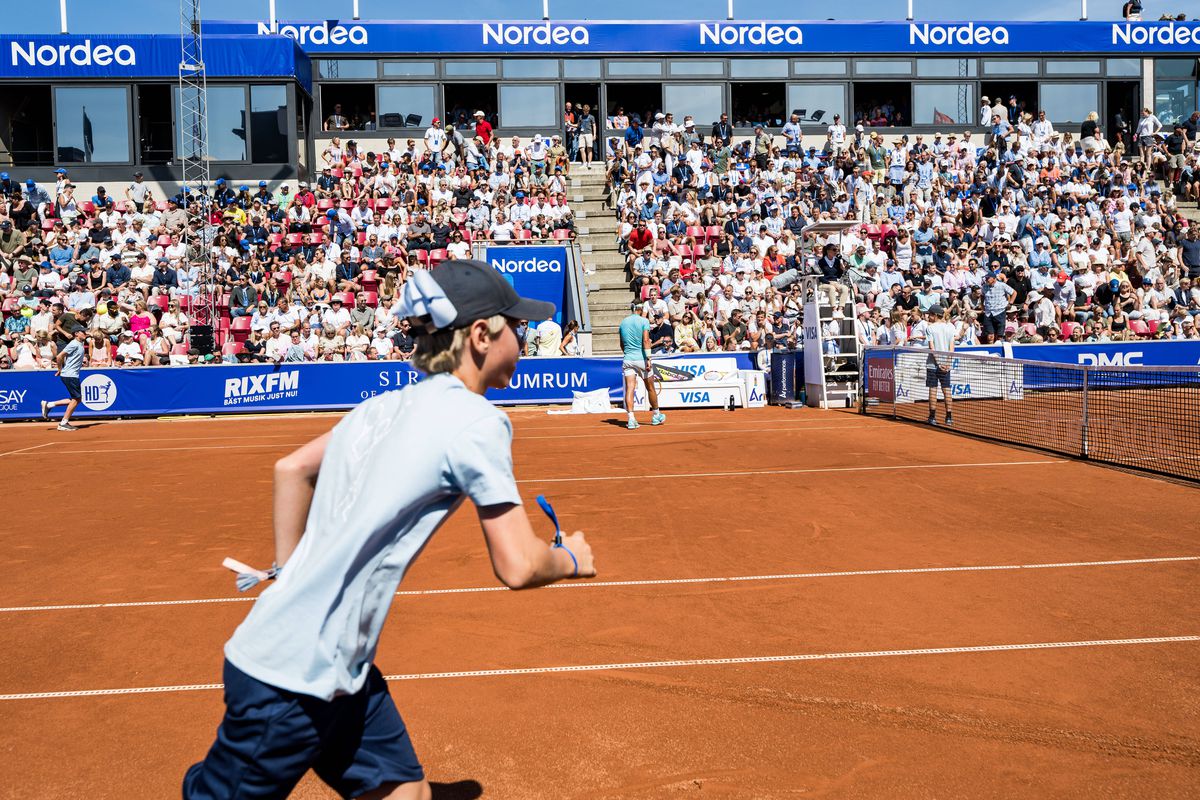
[515,191,525,198]
[54,168,67,174]
[420,164,432,171]
[26,178,35,186]
[0,172,7,179]
[986,270,999,279]
[239,185,248,191]
[326,209,337,218]
[1109,278,1120,289]
[259,180,268,187]
[239,239,249,247]
[515,168,523,174]
[417,198,426,205]
[216,178,226,184]
[125,237,136,243]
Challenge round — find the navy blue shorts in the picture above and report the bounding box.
[183,660,424,800]
[60,376,81,400]
[925,366,952,389]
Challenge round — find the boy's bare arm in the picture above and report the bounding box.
[477,503,595,589]
[273,431,331,566]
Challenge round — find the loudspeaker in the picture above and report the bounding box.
[190,324,215,355]
[770,269,801,291]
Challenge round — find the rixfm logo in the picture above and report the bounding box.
[258,22,368,45]
[223,371,300,406]
[482,23,589,46]
[909,23,1009,46]
[11,40,136,67]
[700,23,803,46]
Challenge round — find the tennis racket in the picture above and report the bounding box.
[222,557,278,592]
[536,494,562,546]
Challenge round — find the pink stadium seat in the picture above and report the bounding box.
[360,291,378,307]
[230,317,251,342]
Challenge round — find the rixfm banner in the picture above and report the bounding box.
[203,19,1200,55]
[0,353,754,421]
[485,245,567,325]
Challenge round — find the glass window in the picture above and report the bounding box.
[983,60,1039,75]
[916,59,977,78]
[176,85,247,162]
[1154,60,1197,125]
[608,61,663,77]
[317,60,377,80]
[377,85,437,129]
[445,61,498,77]
[1040,82,1099,125]
[663,84,724,129]
[381,62,436,77]
[563,59,601,79]
[503,60,559,79]
[1106,58,1140,77]
[250,85,288,163]
[54,86,130,163]
[856,60,912,76]
[786,84,846,128]
[793,60,847,76]
[1046,60,1100,75]
[912,83,976,125]
[670,60,724,77]
[499,84,557,128]
[730,59,789,78]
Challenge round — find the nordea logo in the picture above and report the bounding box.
[482,23,589,46]
[1112,23,1198,46]
[11,40,136,67]
[909,23,1009,46]
[258,22,368,45]
[700,23,803,46]
[490,256,563,274]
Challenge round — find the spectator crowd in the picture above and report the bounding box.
[0,112,585,368]
[604,101,1200,355]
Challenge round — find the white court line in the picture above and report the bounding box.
[517,458,1068,483]
[2,636,1195,700]
[514,417,863,431]
[22,426,879,455]
[2,555,1194,613]
[0,442,55,458]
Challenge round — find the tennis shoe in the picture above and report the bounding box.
[40,401,49,420]
[651,411,666,426]
[626,417,639,430]
[946,414,954,427]
[927,416,938,427]
[57,422,78,432]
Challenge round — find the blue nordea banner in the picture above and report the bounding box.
[485,245,567,325]
[203,19,1200,56]
[0,34,311,92]
[0,353,753,420]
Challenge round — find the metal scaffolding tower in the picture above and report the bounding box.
[179,0,216,333]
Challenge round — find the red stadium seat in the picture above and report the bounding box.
[356,231,367,245]
[1129,319,1153,338]
[330,168,344,179]
[317,198,335,211]
[148,295,170,313]
[310,232,326,245]
[686,226,705,242]
[339,199,355,210]
[1060,321,1078,338]
[374,197,392,210]
[79,201,96,217]
[222,341,246,356]
[171,343,188,355]
[286,233,304,245]
[114,200,129,213]
[360,270,379,291]
[157,235,172,246]
[705,225,722,242]
[268,233,284,246]
[40,219,55,231]
[335,291,355,306]
[429,248,449,264]
[414,249,430,266]
[155,201,169,212]
[515,229,533,241]
[230,316,251,342]
[552,229,571,241]
[360,291,379,307]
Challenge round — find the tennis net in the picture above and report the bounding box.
[861,346,1200,483]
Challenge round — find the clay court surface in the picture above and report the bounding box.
[1,406,1198,798]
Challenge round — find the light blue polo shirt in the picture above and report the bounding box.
[224,373,522,700]
[618,313,650,365]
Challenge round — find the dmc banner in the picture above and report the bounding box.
[1003,340,1200,368]
[0,353,753,421]
[0,35,311,92]
[485,245,567,325]
[204,18,1200,55]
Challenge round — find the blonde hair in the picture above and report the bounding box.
[1086,111,1099,122]
[412,314,508,374]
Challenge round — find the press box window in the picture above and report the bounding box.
[785,84,846,129]
[663,84,724,129]
[55,86,131,163]
[378,85,437,129]
[250,85,289,163]
[176,85,246,162]
[499,85,557,128]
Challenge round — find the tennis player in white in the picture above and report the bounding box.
[925,303,957,427]
[185,260,596,800]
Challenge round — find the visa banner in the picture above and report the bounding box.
[485,245,567,325]
[0,353,754,420]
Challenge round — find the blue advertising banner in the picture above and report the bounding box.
[203,18,1200,56]
[1004,340,1200,368]
[0,353,753,421]
[485,245,567,325]
[0,35,312,93]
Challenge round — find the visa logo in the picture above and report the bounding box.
[680,391,710,403]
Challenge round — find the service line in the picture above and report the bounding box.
[1,555,1193,613]
[2,636,1195,700]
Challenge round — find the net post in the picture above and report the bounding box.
[1080,366,1089,459]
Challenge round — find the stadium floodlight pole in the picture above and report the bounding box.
[1080,0,1087,20]
[60,0,68,33]
[727,0,733,20]
[353,0,360,20]
[543,0,549,20]
[906,0,913,21]
[268,0,277,32]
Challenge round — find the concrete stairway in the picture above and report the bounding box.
[569,168,628,354]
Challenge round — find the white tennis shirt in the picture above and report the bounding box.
[225,373,521,700]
